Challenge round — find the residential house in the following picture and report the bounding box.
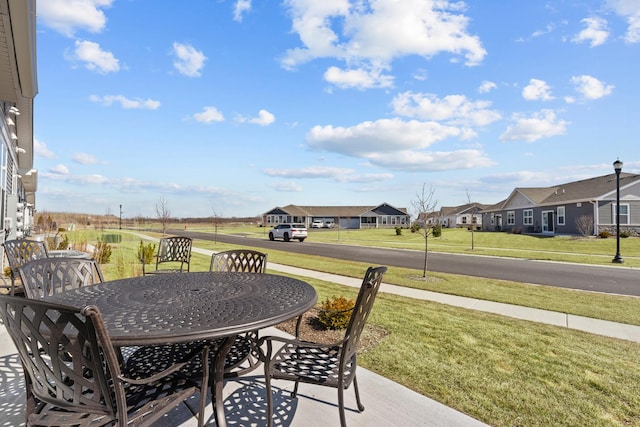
[262,203,411,229]
[481,173,640,236]
[0,0,38,244]
[438,203,487,228]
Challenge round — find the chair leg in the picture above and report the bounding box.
[291,381,299,398]
[353,374,364,412]
[264,366,274,427]
[338,384,347,427]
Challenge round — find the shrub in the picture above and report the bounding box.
[93,239,112,264]
[598,231,611,239]
[410,223,421,233]
[432,224,442,237]
[395,226,403,236]
[317,296,355,330]
[620,230,631,238]
[137,241,156,265]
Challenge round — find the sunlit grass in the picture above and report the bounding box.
[63,228,640,426]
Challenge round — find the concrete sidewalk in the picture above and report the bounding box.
[190,245,640,344]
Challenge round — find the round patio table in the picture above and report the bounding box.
[47,249,91,259]
[47,271,317,427]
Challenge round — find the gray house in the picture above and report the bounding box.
[481,173,640,236]
[263,203,411,229]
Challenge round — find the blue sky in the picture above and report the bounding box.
[34,0,639,219]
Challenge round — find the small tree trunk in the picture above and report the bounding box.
[423,234,429,277]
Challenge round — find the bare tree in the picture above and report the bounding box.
[411,183,438,278]
[156,196,171,235]
[576,215,594,237]
[211,207,222,244]
[466,189,478,251]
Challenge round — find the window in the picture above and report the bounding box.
[523,209,533,225]
[461,216,467,224]
[507,211,515,225]
[557,206,565,225]
[490,213,495,225]
[613,204,630,225]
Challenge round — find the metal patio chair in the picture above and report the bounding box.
[210,249,268,375]
[18,257,104,299]
[261,265,387,427]
[143,236,192,275]
[0,294,209,427]
[209,249,268,273]
[3,239,49,295]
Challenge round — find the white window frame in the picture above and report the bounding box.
[523,209,533,226]
[613,203,630,225]
[557,206,565,226]
[507,211,515,225]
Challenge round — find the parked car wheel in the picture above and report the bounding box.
[268,232,274,241]
[297,237,306,242]
[284,233,290,242]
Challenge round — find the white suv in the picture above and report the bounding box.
[311,220,324,228]
[269,223,308,242]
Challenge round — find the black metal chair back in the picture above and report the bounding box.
[18,257,104,299]
[0,294,207,426]
[262,265,387,427]
[3,239,49,295]
[143,236,192,275]
[210,249,268,273]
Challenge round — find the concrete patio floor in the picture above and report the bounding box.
[0,323,488,426]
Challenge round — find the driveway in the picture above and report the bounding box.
[170,229,640,297]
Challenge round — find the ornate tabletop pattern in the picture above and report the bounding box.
[49,272,317,346]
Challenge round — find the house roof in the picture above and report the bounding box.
[264,203,409,217]
[484,172,640,212]
[440,203,489,216]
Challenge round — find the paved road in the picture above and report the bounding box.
[169,229,640,297]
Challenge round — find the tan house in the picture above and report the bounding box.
[263,203,411,229]
[0,0,38,242]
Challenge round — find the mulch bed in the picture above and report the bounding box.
[275,308,389,353]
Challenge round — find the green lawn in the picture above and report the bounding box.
[63,228,640,427]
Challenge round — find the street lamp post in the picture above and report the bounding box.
[612,159,623,264]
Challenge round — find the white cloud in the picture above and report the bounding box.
[500,109,568,142]
[34,139,54,158]
[392,92,501,126]
[194,106,225,123]
[307,118,461,156]
[172,42,207,77]
[66,40,120,73]
[233,0,252,22]
[367,149,495,171]
[50,164,70,175]
[263,166,394,183]
[478,81,497,93]
[323,66,394,89]
[570,75,614,99]
[572,17,609,47]
[72,152,99,165]
[38,0,113,37]
[269,181,303,192]
[305,117,494,171]
[606,0,640,43]
[522,79,554,101]
[281,0,486,85]
[89,95,161,109]
[237,109,276,126]
[264,166,354,179]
